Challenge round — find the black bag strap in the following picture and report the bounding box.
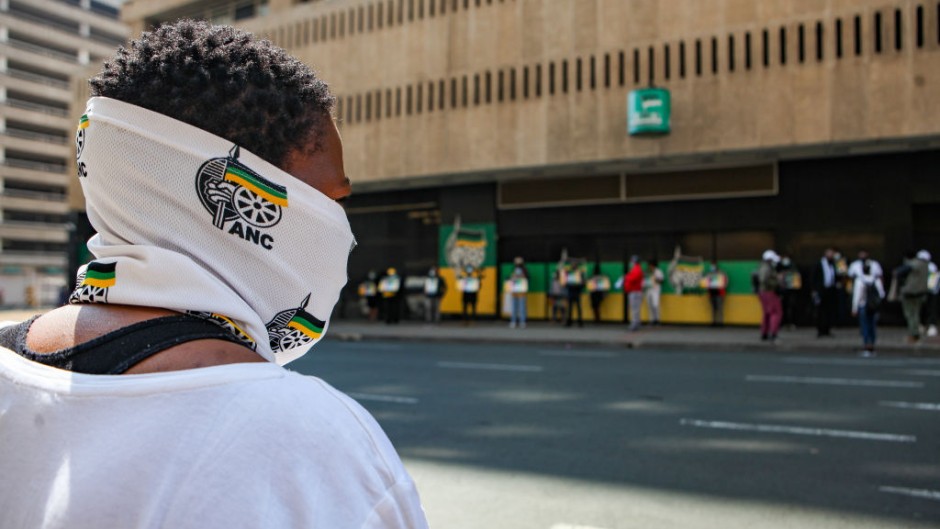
[0,314,248,375]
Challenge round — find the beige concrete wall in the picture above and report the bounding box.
[124,0,940,186]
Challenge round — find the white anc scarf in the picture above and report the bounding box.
[71,97,355,365]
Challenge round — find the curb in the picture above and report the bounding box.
[325,331,940,357]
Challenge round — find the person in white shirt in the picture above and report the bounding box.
[0,20,428,529]
[847,250,883,279]
[852,259,886,355]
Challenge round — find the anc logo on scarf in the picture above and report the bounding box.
[196,145,288,250]
[76,114,89,178]
[76,114,88,158]
[265,294,325,354]
[69,261,116,304]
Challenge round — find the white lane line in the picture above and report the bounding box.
[550,524,610,529]
[783,357,940,367]
[338,343,403,350]
[347,393,419,404]
[879,486,940,501]
[895,369,940,377]
[539,350,618,358]
[437,361,543,373]
[746,375,924,388]
[879,401,940,411]
[679,418,917,443]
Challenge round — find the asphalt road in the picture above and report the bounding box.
[289,340,940,529]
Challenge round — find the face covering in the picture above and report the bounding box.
[71,97,356,365]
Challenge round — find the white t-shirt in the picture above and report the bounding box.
[848,259,883,279]
[0,347,428,529]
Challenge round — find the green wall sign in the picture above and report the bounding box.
[628,88,671,136]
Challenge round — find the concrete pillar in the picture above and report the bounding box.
[80,22,90,37]
[79,49,90,65]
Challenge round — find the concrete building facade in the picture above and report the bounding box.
[1,0,126,305]
[111,0,939,324]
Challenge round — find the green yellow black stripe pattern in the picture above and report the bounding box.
[82,261,116,288]
[223,163,288,207]
[78,114,89,129]
[286,309,324,340]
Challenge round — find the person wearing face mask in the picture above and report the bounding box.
[358,270,380,322]
[564,260,587,328]
[703,261,728,327]
[894,249,930,343]
[758,250,783,342]
[586,266,611,324]
[423,266,447,324]
[852,259,885,356]
[379,267,403,324]
[778,256,802,329]
[812,248,839,337]
[0,21,428,529]
[507,257,529,328]
[458,265,483,325]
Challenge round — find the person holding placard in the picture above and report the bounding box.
[508,259,529,328]
[458,266,482,324]
[587,269,611,324]
[424,266,447,324]
[643,259,665,326]
[564,261,586,328]
[379,267,402,324]
[358,270,379,322]
[704,262,728,327]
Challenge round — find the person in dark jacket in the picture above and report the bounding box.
[379,267,403,324]
[811,248,839,337]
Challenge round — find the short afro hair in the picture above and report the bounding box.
[90,19,334,168]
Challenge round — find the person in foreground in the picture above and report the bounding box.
[0,20,428,529]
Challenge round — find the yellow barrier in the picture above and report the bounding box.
[496,291,762,325]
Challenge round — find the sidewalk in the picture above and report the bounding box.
[3,308,936,356]
[327,318,940,356]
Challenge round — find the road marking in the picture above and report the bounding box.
[347,393,418,404]
[550,525,610,529]
[437,361,543,373]
[879,401,940,411]
[746,375,924,388]
[679,418,916,443]
[879,486,940,501]
[895,369,940,377]
[539,349,617,358]
[783,357,940,367]
[339,343,403,350]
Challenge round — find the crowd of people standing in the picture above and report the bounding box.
[357,248,939,354]
[757,247,938,354]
